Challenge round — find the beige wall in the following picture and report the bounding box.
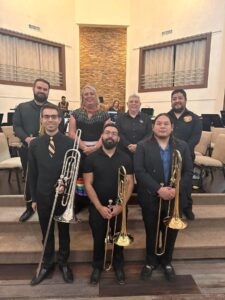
[0,0,225,121]
[0,0,130,120]
[127,0,225,115]
[0,0,78,120]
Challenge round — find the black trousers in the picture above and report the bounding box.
[140,199,178,267]
[19,145,31,207]
[89,204,124,270]
[37,194,70,268]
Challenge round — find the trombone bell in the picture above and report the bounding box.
[114,232,134,247]
[54,210,80,224]
[164,216,187,230]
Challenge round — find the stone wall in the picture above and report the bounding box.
[80,26,127,110]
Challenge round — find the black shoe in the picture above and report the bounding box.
[19,207,35,222]
[162,264,176,281]
[140,265,155,281]
[59,264,73,283]
[30,266,54,286]
[183,209,195,220]
[90,268,101,285]
[115,268,125,285]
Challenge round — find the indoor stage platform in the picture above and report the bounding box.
[0,170,225,299]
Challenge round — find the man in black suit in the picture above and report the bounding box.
[134,113,192,281]
[29,103,74,286]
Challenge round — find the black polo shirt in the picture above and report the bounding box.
[168,108,202,155]
[83,148,133,205]
[116,111,152,151]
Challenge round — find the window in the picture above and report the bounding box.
[139,33,211,92]
[0,28,66,89]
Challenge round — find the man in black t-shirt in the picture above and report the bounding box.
[83,123,134,285]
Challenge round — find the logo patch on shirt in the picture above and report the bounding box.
[139,119,144,124]
[184,115,192,122]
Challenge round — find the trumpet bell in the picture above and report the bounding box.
[163,216,187,230]
[113,232,134,247]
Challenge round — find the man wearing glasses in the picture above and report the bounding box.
[83,123,134,285]
[13,78,64,222]
[28,103,74,286]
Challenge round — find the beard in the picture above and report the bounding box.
[102,138,118,150]
[34,92,48,103]
[172,106,184,113]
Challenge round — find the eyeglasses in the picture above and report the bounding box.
[42,115,59,120]
[103,130,118,137]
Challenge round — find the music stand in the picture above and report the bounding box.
[141,108,154,117]
[201,114,224,131]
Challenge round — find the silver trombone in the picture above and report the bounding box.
[35,129,81,279]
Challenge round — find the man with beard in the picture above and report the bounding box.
[83,123,134,285]
[168,89,202,220]
[13,78,63,222]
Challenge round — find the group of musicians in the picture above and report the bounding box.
[12,78,202,286]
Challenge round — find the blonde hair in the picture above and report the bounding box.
[81,85,99,107]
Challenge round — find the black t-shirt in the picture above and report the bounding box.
[83,148,133,205]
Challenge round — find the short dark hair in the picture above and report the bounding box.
[153,113,173,125]
[171,89,187,100]
[61,96,66,100]
[40,103,60,117]
[34,78,50,89]
[103,123,119,134]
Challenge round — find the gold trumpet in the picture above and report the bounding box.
[155,149,187,256]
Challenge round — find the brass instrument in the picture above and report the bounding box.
[103,166,133,271]
[35,129,81,279]
[113,166,134,247]
[54,129,81,223]
[155,149,187,256]
[103,199,117,271]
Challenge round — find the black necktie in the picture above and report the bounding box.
[48,137,55,158]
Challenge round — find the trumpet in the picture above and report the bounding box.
[103,166,134,271]
[35,129,81,279]
[155,149,187,256]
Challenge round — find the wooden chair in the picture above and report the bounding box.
[0,133,22,193]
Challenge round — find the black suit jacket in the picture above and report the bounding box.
[134,136,193,210]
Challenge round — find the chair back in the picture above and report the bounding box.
[0,133,11,162]
[1,126,21,147]
[212,134,225,164]
[194,131,212,155]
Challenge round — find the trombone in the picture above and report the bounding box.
[35,129,81,279]
[155,149,187,256]
[103,166,134,271]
